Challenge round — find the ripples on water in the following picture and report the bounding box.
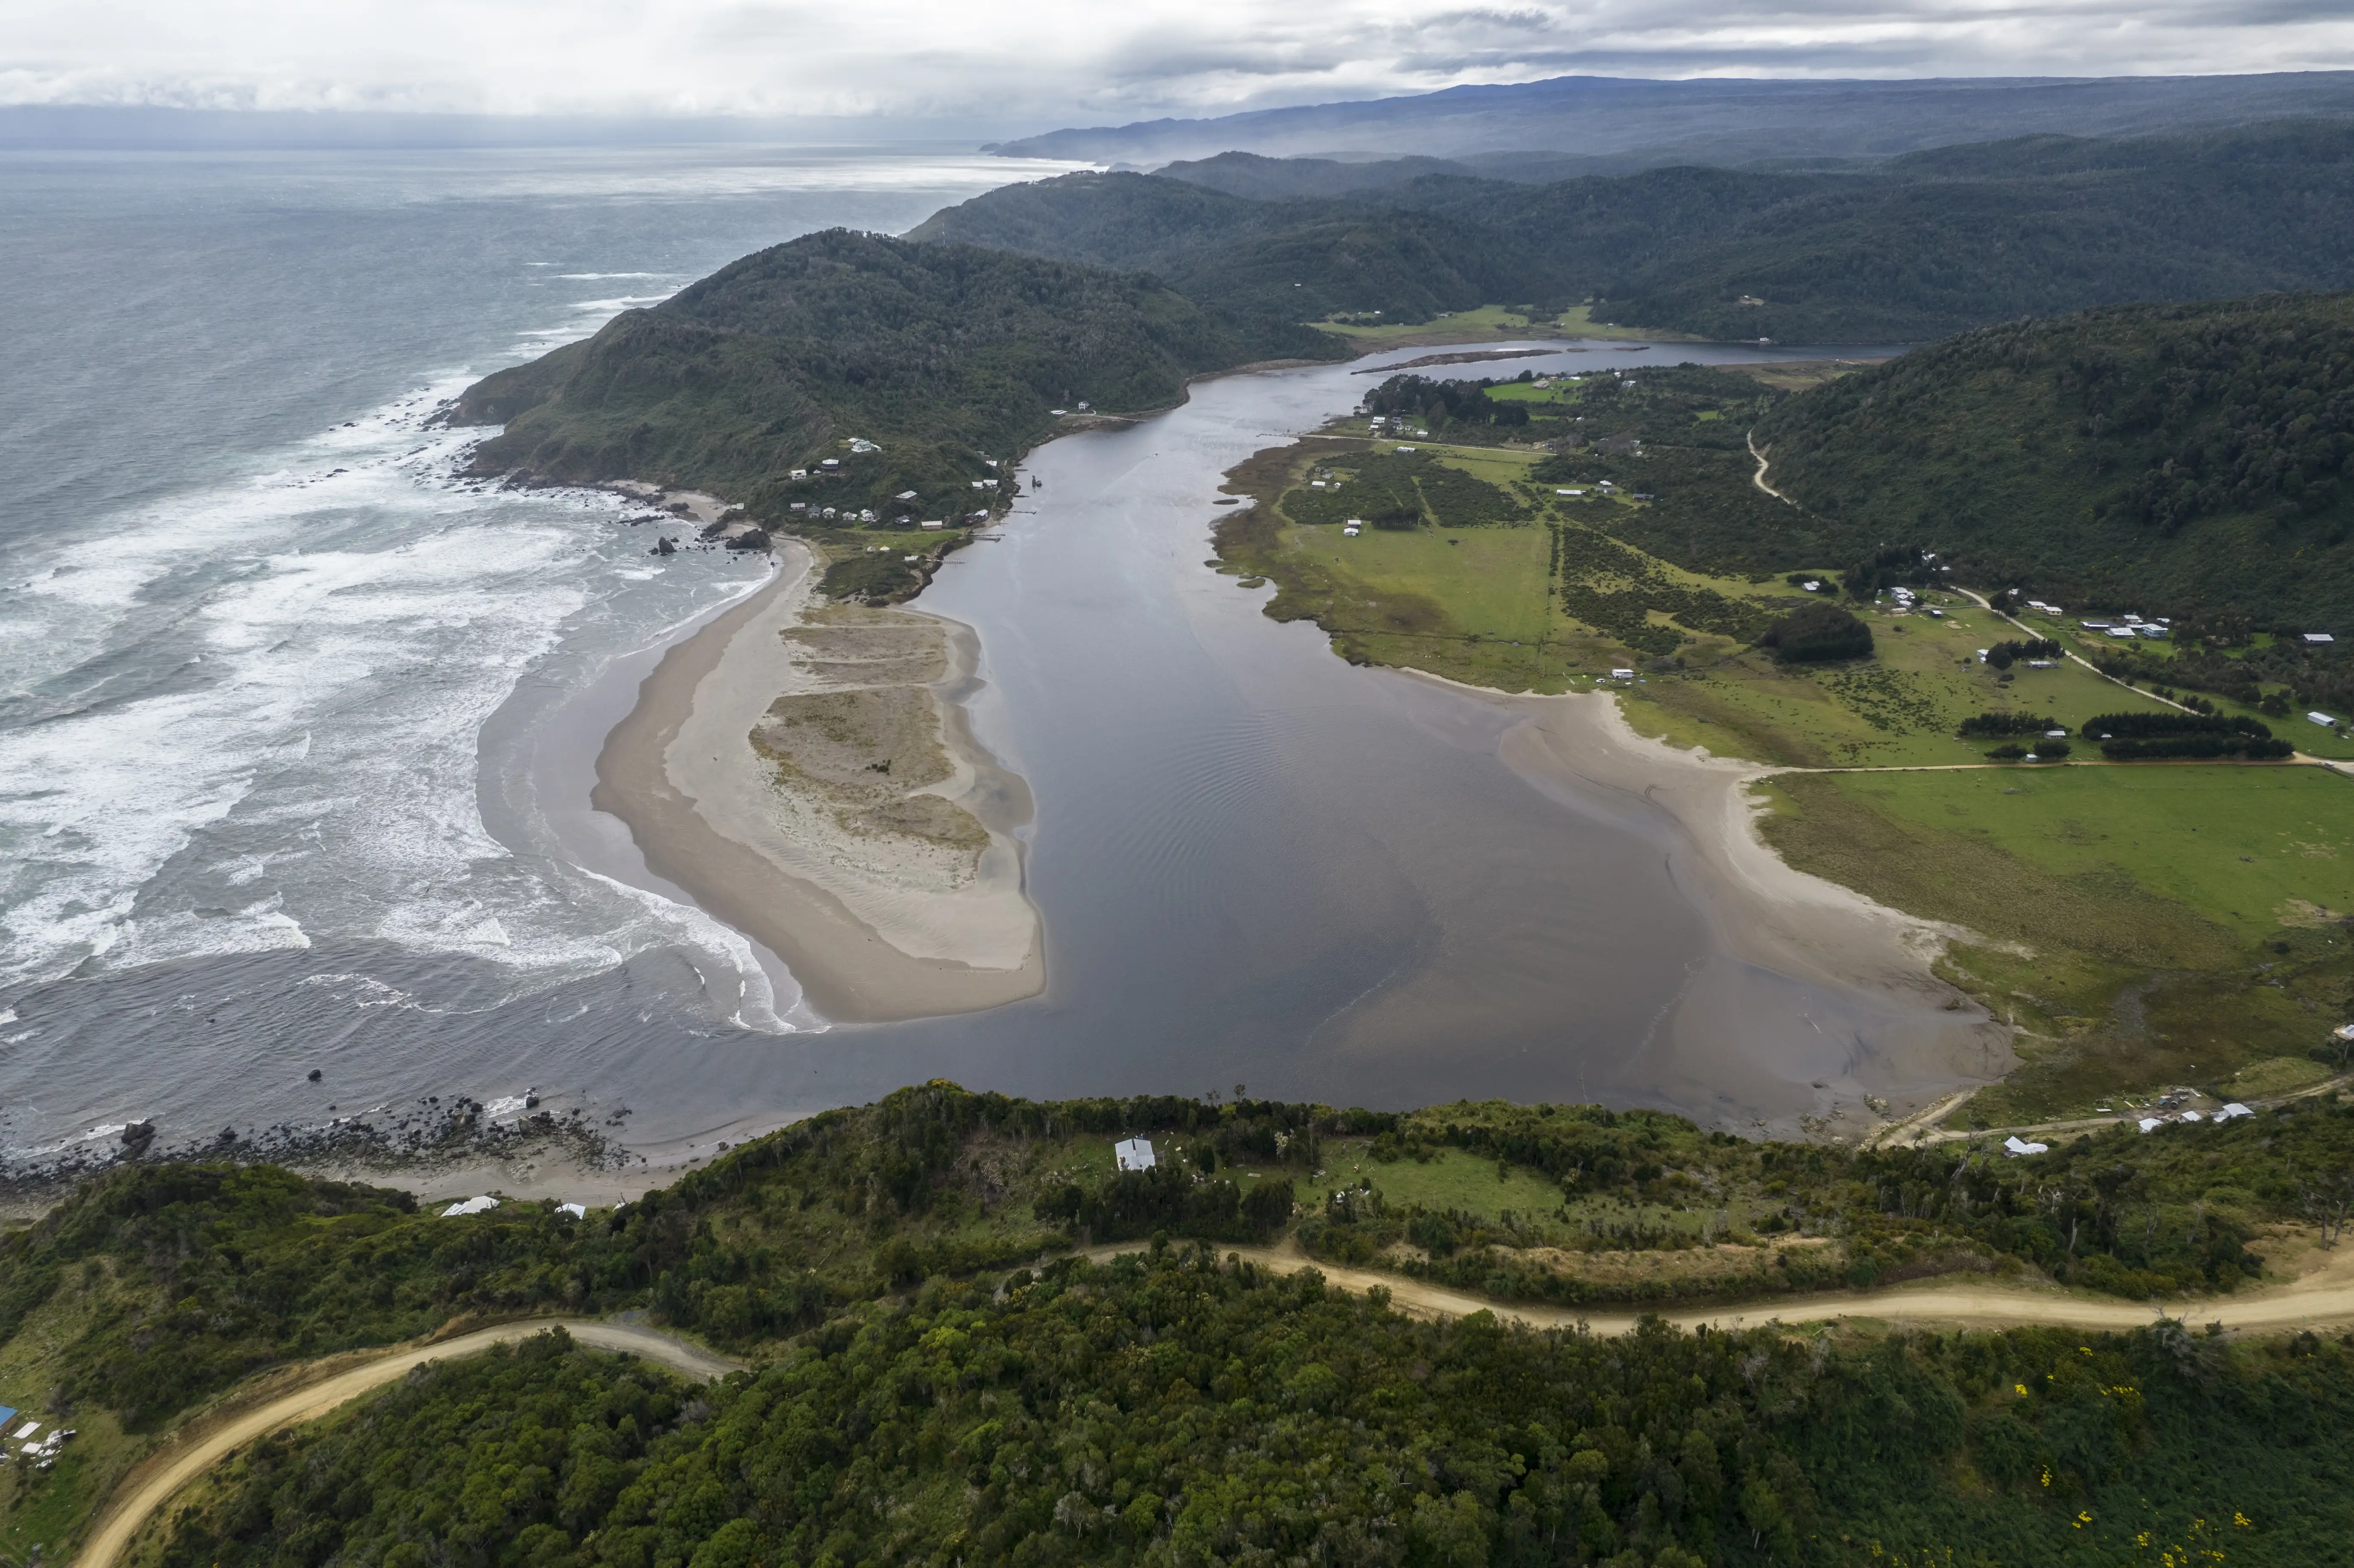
[0,146,1077,1158]
[0,141,1949,1169]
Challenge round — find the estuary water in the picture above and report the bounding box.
[0,143,1944,1172]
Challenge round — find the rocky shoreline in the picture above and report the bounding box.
[0,1094,629,1220]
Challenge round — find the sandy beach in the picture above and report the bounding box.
[1480,679,2018,1126]
[591,540,1043,1024]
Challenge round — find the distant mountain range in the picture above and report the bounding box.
[987,72,2354,171]
[919,121,2354,343]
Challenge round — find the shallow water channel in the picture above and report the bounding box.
[550,339,1997,1142]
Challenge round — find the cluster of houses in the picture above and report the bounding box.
[2079,616,2171,641]
[1999,1091,2253,1155]
[0,1409,74,1472]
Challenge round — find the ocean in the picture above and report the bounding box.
[0,145,1078,1168]
[0,143,1966,1179]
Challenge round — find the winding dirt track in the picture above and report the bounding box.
[81,1245,2354,1565]
[1085,1238,2354,1337]
[77,1320,737,1568]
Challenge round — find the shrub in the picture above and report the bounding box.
[1758,600,1875,663]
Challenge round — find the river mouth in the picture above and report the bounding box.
[527,337,2003,1145]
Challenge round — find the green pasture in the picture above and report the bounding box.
[1760,763,2354,1119]
[1313,304,1545,341]
[1313,523,1555,643]
[1625,591,2180,767]
[1310,1142,1565,1220]
[2008,606,2354,760]
[1803,765,2354,945]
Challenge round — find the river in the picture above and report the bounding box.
[0,141,1970,1174]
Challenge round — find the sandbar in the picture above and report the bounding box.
[1466,676,2018,1126]
[592,542,1043,1023]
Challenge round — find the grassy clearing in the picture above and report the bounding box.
[2009,605,2354,760]
[1551,305,1710,342]
[1625,592,2181,768]
[1215,392,2354,1125]
[1759,765,2354,1119]
[1311,304,1551,342]
[0,1263,143,1567]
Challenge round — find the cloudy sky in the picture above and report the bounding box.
[4,0,2353,130]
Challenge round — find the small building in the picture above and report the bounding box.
[2107,626,2138,639]
[2002,1136,2048,1156]
[2311,712,2340,728]
[819,458,840,470]
[1610,667,1636,680]
[920,520,945,531]
[2307,633,2336,644]
[2215,1102,2254,1122]
[1114,1137,1156,1172]
[2026,659,2056,668]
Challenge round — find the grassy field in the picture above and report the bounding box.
[1214,401,2354,1128]
[1760,764,2354,1120]
[1215,437,1613,691]
[1312,305,1552,344]
[1623,589,2182,768]
[2007,604,2354,760]
[1312,304,1711,346]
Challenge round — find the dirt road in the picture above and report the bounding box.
[1082,1237,2354,1337]
[77,1320,737,1568]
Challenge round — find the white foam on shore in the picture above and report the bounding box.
[0,372,781,1004]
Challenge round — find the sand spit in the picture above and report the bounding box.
[1470,678,2018,1126]
[593,542,1042,1023]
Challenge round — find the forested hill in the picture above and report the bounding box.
[1754,293,2354,627]
[451,230,1334,520]
[914,121,2354,342]
[903,174,1537,326]
[16,1082,2354,1567]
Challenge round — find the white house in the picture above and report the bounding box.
[2311,712,2340,728]
[1114,1137,1156,1172]
[2307,633,2336,644]
[2002,1136,2049,1156]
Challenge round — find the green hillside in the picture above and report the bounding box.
[452,230,1334,525]
[906,173,1534,325]
[1752,292,2354,634]
[914,121,2354,342]
[12,1085,2354,1566]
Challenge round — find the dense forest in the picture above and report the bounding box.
[914,120,2354,342]
[150,1283,2345,1568]
[451,231,1335,526]
[8,1082,2354,1566]
[1752,292,2354,631]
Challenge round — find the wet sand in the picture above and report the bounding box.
[590,542,1043,1023]
[1484,681,2017,1124]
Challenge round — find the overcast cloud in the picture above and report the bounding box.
[4,0,2353,129]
